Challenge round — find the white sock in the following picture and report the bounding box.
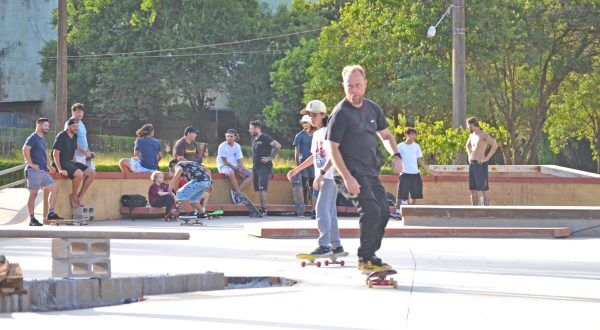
[395,208,401,214]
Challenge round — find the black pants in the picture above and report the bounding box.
[151,195,175,213]
[336,175,390,259]
[302,176,314,204]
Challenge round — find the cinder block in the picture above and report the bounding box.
[52,238,110,259]
[52,258,111,279]
[99,277,143,305]
[72,206,95,220]
[184,272,225,291]
[141,273,225,296]
[54,278,100,309]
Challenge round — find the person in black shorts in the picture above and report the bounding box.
[51,118,96,208]
[327,65,402,272]
[249,120,281,216]
[465,117,498,205]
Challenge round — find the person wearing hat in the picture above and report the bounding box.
[52,118,96,208]
[173,126,205,164]
[216,129,253,204]
[287,100,346,257]
[292,114,316,218]
[64,103,95,170]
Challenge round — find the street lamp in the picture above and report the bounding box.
[426,1,466,129]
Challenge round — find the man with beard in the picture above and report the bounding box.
[465,117,498,205]
[327,65,402,272]
[52,118,96,208]
[249,121,281,216]
[22,118,63,225]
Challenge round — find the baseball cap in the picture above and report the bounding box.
[300,115,311,123]
[301,100,327,114]
[184,126,198,135]
[67,118,79,126]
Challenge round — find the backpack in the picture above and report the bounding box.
[336,192,354,207]
[120,194,148,208]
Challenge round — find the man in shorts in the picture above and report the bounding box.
[167,160,213,219]
[22,118,64,225]
[249,120,281,216]
[465,117,499,205]
[51,118,96,208]
[393,127,434,219]
[216,129,253,204]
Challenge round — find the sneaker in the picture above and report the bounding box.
[259,207,267,217]
[390,212,402,220]
[331,246,345,255]
[358,256,392,272]
[179,212,194,217]
[310,210,316,220]
[29,218,43,226]
[47,212,64,220]
[231,190,242,204]
[196,212,208,219]
[310,246,332,257]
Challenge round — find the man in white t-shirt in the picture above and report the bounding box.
[216,129,253,204]
[393,127,434,219]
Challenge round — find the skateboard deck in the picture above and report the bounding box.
[43,219,88,226]
[179,216,203,226]
[291,174,305,217]
[365,269,398,288]
[238,192,262,218]
[296,251,349,267]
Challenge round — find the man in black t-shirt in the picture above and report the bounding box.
[51,118,96,208]
[249,120,281,216]
[327,65,402,272]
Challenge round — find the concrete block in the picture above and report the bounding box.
[52,238,110,259]
[0,292,29,313]
[142,273,225,296]
[72,206,95,220]
[52,258,111,279]
[99,277,143,305]
[54,279,100,310]
[184,272,225,291]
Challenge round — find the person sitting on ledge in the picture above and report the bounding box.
[119,124,162,173]
[148,171,175,220]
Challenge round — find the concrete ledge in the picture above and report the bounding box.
[21,272,224,312]
[245,224,570,239]
[0,229,190,240]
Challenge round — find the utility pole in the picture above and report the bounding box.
[452,0,466,128]
[56,0,68,132]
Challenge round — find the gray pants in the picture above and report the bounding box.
[316,178,341,248]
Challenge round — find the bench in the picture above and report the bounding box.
[0,229,189,278]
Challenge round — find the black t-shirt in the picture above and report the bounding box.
[51,130,77,167]
[251,134,274,168]
[326,98,388,177]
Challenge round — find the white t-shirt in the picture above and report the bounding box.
[216,141,243,170]
[397,141,423,174]
[311,127,334,180]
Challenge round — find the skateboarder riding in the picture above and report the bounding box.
[327,65,402,272]
[167,160,213,219]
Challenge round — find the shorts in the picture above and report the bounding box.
[129,158,154,173]
[54,161,88,179]
[75,154,95,170]
[397,173,423,200]
[25,168,55,190]
[219,166,252,179]
[176,180,211,202]
[253,166,272,191]
[469,161,489,191]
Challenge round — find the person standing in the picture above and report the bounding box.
[249,120,281,216]
[327,65,402,272]
[216,129,253,204]
[64,103,95,170]
[22,118,64,225]
[292,115,316,217]
[465,117,498,206]
[392,127,433,219]
[51,119,96,208]
[287,100,345,257]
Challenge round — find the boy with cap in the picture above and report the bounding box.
[216,129,253,204]
[292,114,316,218]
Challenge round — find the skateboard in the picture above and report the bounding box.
[291,174,305,217]
[365,269,398,288]
[43,218,88,226]
[207,209,224,219]
[296,251,349,267]
[179,214,203,226]
[237,192,263,218]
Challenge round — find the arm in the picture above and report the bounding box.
[417,158,432,175]
[168,167,183,195]
[377,128,403,174]
[22,146,40,170]
[294,146,300,165]
[483,133,499,162]
[157,151,163,162]
[52,149,68,177]
[312,158,334,190]
[286,155,315,181]
[262,140,281,162]
[222,157,239,170]
[328,140,360,195]
[466,137,473,162]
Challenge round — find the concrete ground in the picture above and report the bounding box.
[1,188,600,329]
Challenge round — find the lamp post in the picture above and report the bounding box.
[56,0,68,132]
[427,0,466,129]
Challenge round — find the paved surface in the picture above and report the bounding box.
[1,188,600,329]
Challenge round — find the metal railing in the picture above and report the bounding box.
[0,164,26,190]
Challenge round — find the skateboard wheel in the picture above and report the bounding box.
[324,260,329,266]
[340,260,345,267]
[316,261,321,267]
[301,261,306,267]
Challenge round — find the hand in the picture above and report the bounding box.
[29,164,40,170]
[391,156,402,174]
[343,175,361,196]
[164,143,171,154]
[59,170,68,177]
[260,156,271,163]
[286,170,296,182]
[312,176,323,190]
[208,184,214,193]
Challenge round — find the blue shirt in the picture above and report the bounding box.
[64,119,89,158]
[292,130,314,178]
[23,133,48,171]
[134,137,161,170]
